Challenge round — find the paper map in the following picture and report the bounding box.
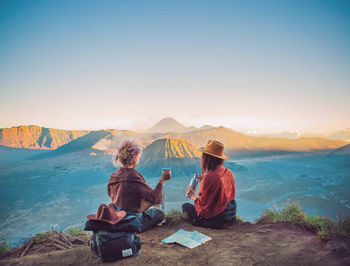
[162,229,212,249]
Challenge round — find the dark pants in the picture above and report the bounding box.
[182,200,237,229]
[140,208,165,232]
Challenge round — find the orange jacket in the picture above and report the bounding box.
[194,166,235,219]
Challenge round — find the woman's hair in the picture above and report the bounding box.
[113,140,141,167]
[201,153,224,174]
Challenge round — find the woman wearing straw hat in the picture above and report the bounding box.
[182,140,236,229]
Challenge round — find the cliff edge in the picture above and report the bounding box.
[1,221,349,266]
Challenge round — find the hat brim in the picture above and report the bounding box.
[87,210,126,225]
[199,147,229,160]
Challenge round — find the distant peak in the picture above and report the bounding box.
[161,117,177,121]
[145,117,187,133]
[156,117,183,125]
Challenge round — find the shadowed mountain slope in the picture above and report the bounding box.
[328,143,350,156]
[29,131,110,159]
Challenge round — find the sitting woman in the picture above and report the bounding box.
[182,140,236,229]
[108,140,171,232]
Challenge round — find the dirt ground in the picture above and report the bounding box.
[1,221,350,266]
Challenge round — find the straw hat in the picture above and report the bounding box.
[87,203,126,224]
[199,140,229,160]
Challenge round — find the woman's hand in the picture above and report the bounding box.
[160,170,171,184]
[196,174,203,182]
[186,187,197,200]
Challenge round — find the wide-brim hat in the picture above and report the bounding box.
[87,203,126,224]
[199,140,229,160]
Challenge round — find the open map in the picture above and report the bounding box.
[162,229,212,249]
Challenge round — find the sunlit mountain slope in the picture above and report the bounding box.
[0,126,88,149]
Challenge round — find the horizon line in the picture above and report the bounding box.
[1,120,349,136]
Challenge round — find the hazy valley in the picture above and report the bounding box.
[0,117,349,247]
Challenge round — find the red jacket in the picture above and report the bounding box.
[194,166,235,219]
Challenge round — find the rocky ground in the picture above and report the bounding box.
[1,221,350,266]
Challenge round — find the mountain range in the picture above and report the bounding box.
[246,129,350,142]
[1,118,349,162]
[327,129,350,142]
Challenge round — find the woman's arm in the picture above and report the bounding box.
[186,187,197,200]
[140,170,171,205]
[186,174,203,200]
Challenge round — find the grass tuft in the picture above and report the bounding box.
[258,202,350,239]
[165,209,188,225]
[235,215,243,222]
[333,216,350,236]
[305,215,333,239]
[259,202,307,225]
[30,231,51,243]
[67,227,84,236]
[0,241,10,252]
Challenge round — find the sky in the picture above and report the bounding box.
[0,0,349,134]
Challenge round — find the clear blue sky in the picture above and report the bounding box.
[1,0,349,133]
